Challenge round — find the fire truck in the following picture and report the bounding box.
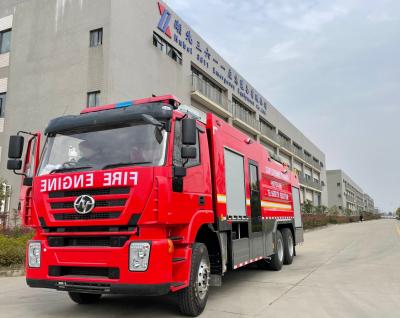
[7,95,303,316]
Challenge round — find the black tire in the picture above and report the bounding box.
[178,243,210,317]
[282,228,294,265]
[68,292,102,304]
[268,230,284,271]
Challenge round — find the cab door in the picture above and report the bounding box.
[168,119,212,224]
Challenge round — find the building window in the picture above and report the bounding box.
[153,33,182,65]
[87,91,100,107]
[0,93,5,117]
[90,28,103,47]
[293,142,302,151]
[0,29,11,54]
[337,182,341,187]
[278,131,290,142]
[232,97,257,127]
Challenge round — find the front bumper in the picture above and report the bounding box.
[27,279,170,296]
[26,237,173,295]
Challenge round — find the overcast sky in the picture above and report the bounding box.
[166,0,400,212]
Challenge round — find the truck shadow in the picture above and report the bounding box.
[59,264,279,317]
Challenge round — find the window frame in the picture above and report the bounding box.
[153,32,182,65]
[0,93,6,118]
[0,29,11,54]
[90,28,103,47]
[87,90,101,108]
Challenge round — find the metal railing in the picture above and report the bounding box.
[293,147,304,159]
[298,173,323,191]
[260,121,279,142]
[312,160,320,170]
[192,74,228,111]
[231,101,259,131]
[277,135,294,153]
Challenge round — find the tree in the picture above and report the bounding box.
[314,205,327,215]
[302,200,314,215]
[396,207,400,219]
[344,208,352,217]
[328,206,340,216]
[0,178,12,230]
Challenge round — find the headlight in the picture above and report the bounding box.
[129,242,150,272]
[28,241,41,268]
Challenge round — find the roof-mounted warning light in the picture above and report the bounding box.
[81,95,181,114]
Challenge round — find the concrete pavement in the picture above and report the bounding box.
[1,219,399,318]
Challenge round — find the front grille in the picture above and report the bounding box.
[49,187,130,198]
[43,214,140,233]
[47,236,129,247]
[47,187,130,223]
[53,212,121,221]
[56,281,111,293]
[50,200,126,210]
[49,266,120,279]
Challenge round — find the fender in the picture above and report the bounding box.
[186,209,214,243]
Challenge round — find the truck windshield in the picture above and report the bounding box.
[38,123,168,176]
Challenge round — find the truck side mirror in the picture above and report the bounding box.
[8,135,25,159]
[182,118,196,145]
[181,146,197,159]
[7,159,22,171]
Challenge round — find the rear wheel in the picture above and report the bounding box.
[68,292,102,304]
[268,230,284,271]
[282,228,294,265]
[178,243,210,316]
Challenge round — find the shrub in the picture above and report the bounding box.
[0,229,34,267]
[302,214,328,230]
[303,213,380,230]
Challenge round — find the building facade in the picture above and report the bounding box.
[326,169,371,213]
[0,0,327,215]
[363,193,375,213]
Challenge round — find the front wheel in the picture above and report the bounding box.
[68,292,102,304]
[178,243,210,316]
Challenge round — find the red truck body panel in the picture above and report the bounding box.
[206,113,299,221]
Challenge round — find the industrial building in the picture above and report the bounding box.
[363,193,375,213]
[326,169,375,213]
[0,0,328,217]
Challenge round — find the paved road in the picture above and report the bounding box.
[1,219,400,318]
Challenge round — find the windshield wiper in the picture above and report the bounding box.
[50,166,93,174]
[102,162,152,170]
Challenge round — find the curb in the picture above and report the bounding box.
[0,266,25,278]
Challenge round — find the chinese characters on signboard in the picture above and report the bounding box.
[158,2,267,115]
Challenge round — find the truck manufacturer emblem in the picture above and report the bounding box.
[73,195,95,214]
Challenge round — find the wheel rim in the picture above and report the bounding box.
[288,234,294,258]
[196,257,210,300]
[277,237,284,262]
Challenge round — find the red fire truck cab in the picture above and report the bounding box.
[7,95,303,316]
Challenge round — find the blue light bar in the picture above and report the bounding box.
[115,100,134,108]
